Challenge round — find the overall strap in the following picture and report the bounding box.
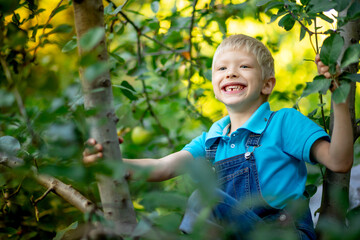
[206,111,277,162]
[245,111,277,147]
[244,111,276,159]
[205,138,220,162]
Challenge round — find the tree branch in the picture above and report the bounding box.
[0,153,98,214]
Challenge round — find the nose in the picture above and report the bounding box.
[226,69,238,79]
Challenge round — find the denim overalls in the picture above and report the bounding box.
[180,112,317,239]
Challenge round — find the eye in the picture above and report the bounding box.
[218,66,227,71]
[240,65,249,69]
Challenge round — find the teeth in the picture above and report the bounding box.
[225,85,244,91]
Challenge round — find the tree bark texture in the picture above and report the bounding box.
[318,2,360,225]
[73,0,137,235]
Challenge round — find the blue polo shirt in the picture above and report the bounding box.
[182,102,329,209]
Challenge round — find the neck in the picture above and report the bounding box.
[226,102,265,134]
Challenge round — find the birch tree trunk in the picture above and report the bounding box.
[73,0,137,235]
[318,1,360,226]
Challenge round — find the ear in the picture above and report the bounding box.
[261,77,276,95]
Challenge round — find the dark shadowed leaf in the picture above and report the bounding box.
[333,0,351,12]
[348,0,360,19]
[278,14,295,31]
[340,73,360,82]
[115,81,138,101]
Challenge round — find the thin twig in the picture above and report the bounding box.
[31,185,54,221]
[186,0,198,99]
[0,56,38,145]
[5,181,23,199]
[31,0,64,58]
[134,25,175,148]
[315,18,328,134]
[319,94,328,134]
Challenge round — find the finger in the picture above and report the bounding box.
[95,143,103,151]
[315,54,320,63]
[83,152,103,164]
[319,66,329,74]
[324,72,331,79]
[83,143,103,157]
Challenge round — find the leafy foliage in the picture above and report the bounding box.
[0,0,359,239]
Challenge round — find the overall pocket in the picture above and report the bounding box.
[217,167,250,201]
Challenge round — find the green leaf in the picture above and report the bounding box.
[264,2,284,13]
[301,0,311,5]
[320,34,344,66]
[84,61,109,81]
[53,221,78,240]
[256,0,273,7]
[340,44,360,69]
[301,75,331,97]
[0,89,15,107]
[332,81,350,103]
[111,3,124,15]
[278,14,295,31]
[347,0,360,19]
[317,13,334,24]
[305,184,317,198]
[115,81,138,101]
[308,0,337,14]
[333,0,351,12]
[53,4,68,16]
[61,39,77,52]
[0,0,20,15]
[340,73,360,83]
[79,27,105,51]
[300,25,306,41]
[0,136,21,156]
[109,52,125,64]
[151,1,160,13]
[48,24,72,34]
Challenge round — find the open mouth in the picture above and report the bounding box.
[222,83,246,92]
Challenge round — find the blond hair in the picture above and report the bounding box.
[212,34,275,80]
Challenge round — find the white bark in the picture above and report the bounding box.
[73,0,137,235]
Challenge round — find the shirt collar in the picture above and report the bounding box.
[205,102,273,148]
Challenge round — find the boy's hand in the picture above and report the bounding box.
[315,54,341,92]
[83,137,124,164]
[83,138,103,164]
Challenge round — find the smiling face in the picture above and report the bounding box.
[212,48,274,113]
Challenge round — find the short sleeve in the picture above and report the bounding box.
[182,132,207,159]
[281,108,330,164]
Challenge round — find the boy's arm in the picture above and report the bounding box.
[310,55,354,173]
[83,138,194,181]
[123,150,193,182]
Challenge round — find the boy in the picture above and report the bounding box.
[83,34,353,239]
